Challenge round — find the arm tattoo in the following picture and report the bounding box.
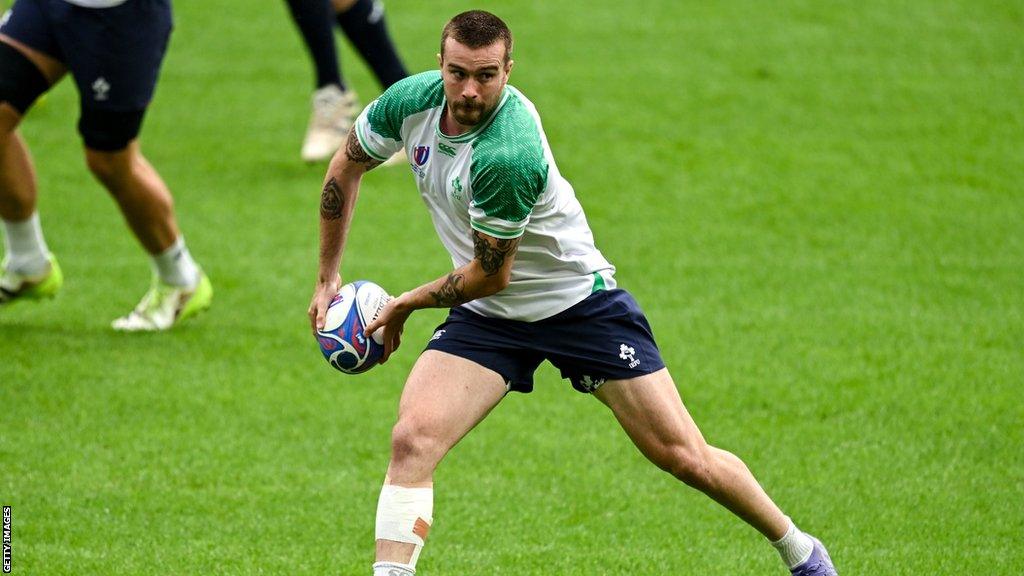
[473,230,520,276]
[320,177,344,220]
[429,273,466,307]
[345,127,383,170]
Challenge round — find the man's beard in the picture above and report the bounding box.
[452,100,486,126]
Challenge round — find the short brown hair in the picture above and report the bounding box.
[441,10,513,63]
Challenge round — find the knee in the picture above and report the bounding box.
[389,419,441,468]
[653,442,716,490]
[84,148,129,186]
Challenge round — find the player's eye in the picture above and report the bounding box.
[479,73,494,82]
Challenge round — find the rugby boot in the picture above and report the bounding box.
[790,536,838,576]
[0,254,62,305]
[301,84,360,162]
[111,271,212,331]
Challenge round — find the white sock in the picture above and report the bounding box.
[372,561,415,575]
[152,236,200,287]
[1,212,50,276]
[771,518,815,569]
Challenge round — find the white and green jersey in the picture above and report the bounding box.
[355,71,615,322]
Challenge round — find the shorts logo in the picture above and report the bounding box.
[413,145,430,166]
[92,77,110,101]
[577,375,606,392]
[0,10,11,29]
[619,343,640,368]
[430,329,446,341]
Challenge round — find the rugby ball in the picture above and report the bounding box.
[316,280,391,374]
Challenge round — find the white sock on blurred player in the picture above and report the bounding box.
[152,235,200,287]
[1,212,51,276]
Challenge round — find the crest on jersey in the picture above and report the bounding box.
[413,145,431,166]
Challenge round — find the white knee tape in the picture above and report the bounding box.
[375,483,433,565]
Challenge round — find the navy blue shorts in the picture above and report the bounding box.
[0,0,172,111]
[425,289,666,394]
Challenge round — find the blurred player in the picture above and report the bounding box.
[309,10,839,576]
[284,0,408,162]
[0,0,212,330]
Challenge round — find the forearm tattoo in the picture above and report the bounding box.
[429,273,466,307]
[345,127,383,170]
[473,230,519,276]
[320,177,344,220]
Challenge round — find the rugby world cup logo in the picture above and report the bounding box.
[413,145,431,166]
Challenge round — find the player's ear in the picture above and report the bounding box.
[505,59,514,76]
[437,53,443,68]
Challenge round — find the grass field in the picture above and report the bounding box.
[2,0,1022,574]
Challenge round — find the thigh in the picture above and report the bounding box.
[53,0,173,111]
[593,368,708,460]
[395,350,509,454]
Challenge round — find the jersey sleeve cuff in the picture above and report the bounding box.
[470,218,526,240]
[355,120,393,162]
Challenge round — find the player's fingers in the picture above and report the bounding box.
[384,324,403,363]
[379,332,393,364]
[315,297,329,331]
[308,300,318,332]
[363,319,377,337]
[364,316,383,338]
[364,300,393,337]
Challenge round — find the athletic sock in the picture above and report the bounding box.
[285,0,346,90]
[372,561,415,575]
[771,518,815,569]
[335,0,408,88]
[152,236,200,288]
[1,212,51,276]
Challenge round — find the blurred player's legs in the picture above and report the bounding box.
[285,0,344,92]
[374,350,507,575]
[0,34,65,304]
[285,0,359,162]
[594,368,837,575]
[287,0,408,162]
[0,1,211,329]
[82,141,211,331]
[332,0,407,89]
[334,0,409,167]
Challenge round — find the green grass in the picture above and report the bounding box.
[2,0,1022,574]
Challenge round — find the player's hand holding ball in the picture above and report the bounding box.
[363,291,414,364]
[314,280,392,374]
[308,272,342,333]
